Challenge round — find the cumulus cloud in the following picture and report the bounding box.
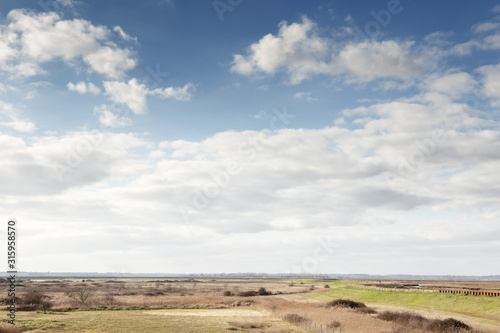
[477,63,500,104]
[0,131,149,196]
[2,91,500,273]
[425,71,477,97]
[103,79,149,114]
[231,16,332,84]
[67,81,101,94]
[231,16,419,84]
[472,22,500,33]
[0,101,36,132]
[104,79,194,114]
[0,9,137,79]
[150,83,195,101]
[3,6,500,275]
[93,104,132,128]
[337,41,418,81]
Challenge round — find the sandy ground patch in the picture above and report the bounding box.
[144,309,267,317]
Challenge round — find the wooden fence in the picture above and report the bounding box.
[355,285,500,297]
[439,289,500,297]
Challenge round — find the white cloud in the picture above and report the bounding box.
[231,16,420,84]
[0,9,137,79]
[150,83,195,101]
[477,63,500,104]
[0,101,36,132]
[482,33,500,50]
[448,32,500,55]
[425,71,477,97]
[54,0,79,7]
[104,78,194,114]
[449,40,482,56]
[67,81,101,94]
[103,79,149,114]
[113,26,137,42]
[1,91,500,273]
[294,91,318,102]
[93,104,132,128]
[82,46,136,79]
[231,16,332,84]
[337,40,418,81]
[3,5,500,275]
[472,22,500,33]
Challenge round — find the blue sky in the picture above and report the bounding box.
[1,0,500,275]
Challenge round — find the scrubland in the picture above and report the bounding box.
[0,278,499,332]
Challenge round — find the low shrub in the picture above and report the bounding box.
[327,298,377,314]
[238,288,272,297]
[283,313,309,325]
[378,311,473,332]
[327,320,341,328]
[326,299,366,309]
[258,287,271,295]
[356,306,377,314]
[238,290,258,297]
[377,311,426,326]
[16,290,53,312]
[427,318,471,332]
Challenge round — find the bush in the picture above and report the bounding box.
[223,291,232,296]
[427,318,471,332]
[101,294,116,306]
[324,284,330,288]
[327,320,341,328]
[326,299,367,309]
[238,288,272,297]
[283,314,309,325]
[378,311,426,326]
[378,311,472,332]
[65,287,94,306]
[21,290,46,305]
[258,287,271,295]
[326,298,377,314]
[17,290,52,312]
[238,290,258,297]
[356,306,377,314]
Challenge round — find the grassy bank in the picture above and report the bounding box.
[307,286,500,324]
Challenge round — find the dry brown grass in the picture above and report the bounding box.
[0,324,22,333]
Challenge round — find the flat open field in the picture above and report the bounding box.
[0,278,499,332]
